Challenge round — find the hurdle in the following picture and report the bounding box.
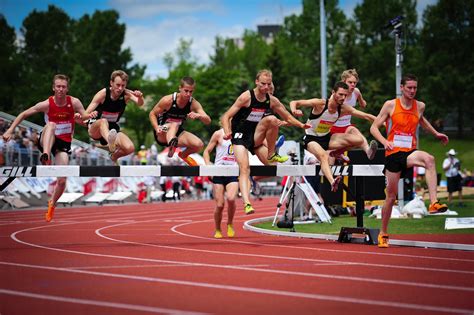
[1,164,384,244]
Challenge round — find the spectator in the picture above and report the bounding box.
[442,149,463,206]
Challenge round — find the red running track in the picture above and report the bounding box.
[0,197,473,315]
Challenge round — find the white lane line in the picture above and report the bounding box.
[69,264,191,270]
[0,288,208,315]
[0,262,471,315]
[98,221,474,275]
[5,202,473,264]
[10,226,474,292]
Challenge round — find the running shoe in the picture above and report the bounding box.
[429,201,448,214]
[268,153,289,164]
[331,176,341,192]
[179,153,198,166]
[367,140,378,160]
[214,230,223,239]
[244,203,255,215]
[45,200,55,222]
[275,135,285,149]
[167,137,178,158]
[227,224,235,238]
[107,129,117,152]
[39,153,51,165]
[378,233,389,248]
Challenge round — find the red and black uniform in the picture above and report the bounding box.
[39,96,75,155]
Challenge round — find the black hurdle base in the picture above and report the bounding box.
[338,227,380,245]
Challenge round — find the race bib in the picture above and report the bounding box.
[55,122,72,136]
[315,120,333,135]
[246,108,265,122]
[334,114,351,127]
[393,134,413,148]
[165,118,183,125]
[102,111,120,122]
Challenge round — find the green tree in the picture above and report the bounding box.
[418,0,474,137]
[0,15,20,111]
[16,5,73,115]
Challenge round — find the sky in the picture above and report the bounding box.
[1,0,436,79]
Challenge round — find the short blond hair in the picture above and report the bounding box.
[341,69,359,82]
[52,74,69,87]
[110,70,129,82]
[256,69,272,80]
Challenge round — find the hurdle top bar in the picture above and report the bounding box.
[0,165,384,178]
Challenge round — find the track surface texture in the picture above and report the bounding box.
[1,197,473,315]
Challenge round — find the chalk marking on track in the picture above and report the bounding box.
[0,262,472,315]
[0,288,208,315]
[10,224,473,292]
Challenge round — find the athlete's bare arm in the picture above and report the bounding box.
[289,98,325,117]
[189,100,211,125]
[370,100,395,150]
[203,130,221,165]
[149,95,173,134]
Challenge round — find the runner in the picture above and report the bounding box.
[203,128,239,238]
[290,81,376,192]
[149,76,211,166]
[86,70,144,163]
[221,69,310,214]
[370,74,449,248]
[331,69,378,161]
[3,74,92,222]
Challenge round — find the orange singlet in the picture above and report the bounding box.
[385,98,419,157]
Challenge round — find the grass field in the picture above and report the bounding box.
[419,135,474,176]
[256,195,474,235]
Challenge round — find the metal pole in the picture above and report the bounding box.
[395,30,403,97]
[320,0,327,99]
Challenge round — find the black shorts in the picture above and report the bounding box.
[153,127,185,147]
[89,120,121,145]
[384,150,416,176]
[447,175,462,193]
[211,176,239,186]
[303,134,331,150]
[230,124,258,152]
[38,132,71,156]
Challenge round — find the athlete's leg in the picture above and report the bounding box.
[406,150,438,205]
[233,144,252,206]
[213,183,225,232]
[254,116,279,159]
[40,122,57,163]
[381,170,401,234]
[226,181,238,225]
[306,141,340,191]
[345,126,375,158]
[110,132,135,162]
[176,131,204,158]
[328,132,364,151]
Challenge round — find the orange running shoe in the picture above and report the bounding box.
[45,200,55,222]
[429,201,448,214]
[378,233,389,248]
[179,153,198,166]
